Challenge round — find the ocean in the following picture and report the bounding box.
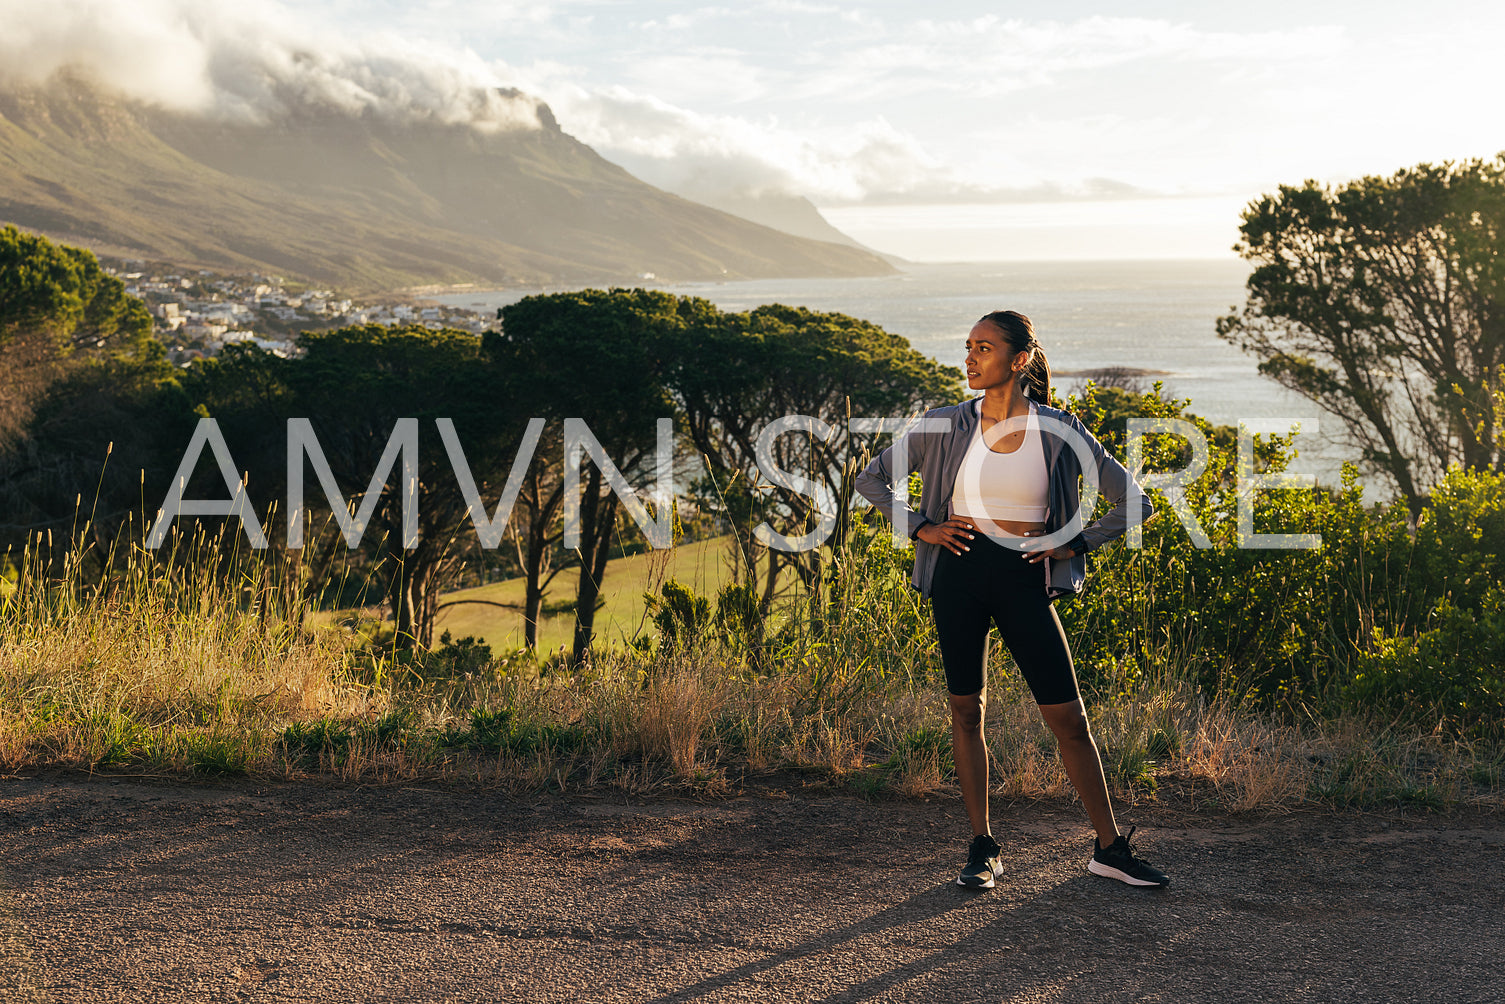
[436,260,1352,487]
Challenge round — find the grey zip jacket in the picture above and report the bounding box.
[854,396,1154,601]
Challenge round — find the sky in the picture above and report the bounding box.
[5,0,1504,260]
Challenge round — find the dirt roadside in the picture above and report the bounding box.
[0,773,1501,1004]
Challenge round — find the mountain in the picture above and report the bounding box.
[685,191,905,264]
[0,78,896,292]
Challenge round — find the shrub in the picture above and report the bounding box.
[644,578,711,654]
[425,631,494,677]
[1350,588,1505,735]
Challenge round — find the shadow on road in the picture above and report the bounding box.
[645,877,1064,1004]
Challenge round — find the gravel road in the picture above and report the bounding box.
[1,774,1501,1003]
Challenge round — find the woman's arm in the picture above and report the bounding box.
[853,412,950,540]
[1067,415,1156,554]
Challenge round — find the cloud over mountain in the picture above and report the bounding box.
[0,0,541,130]
[0,0,964,206]
[546,84,945,204]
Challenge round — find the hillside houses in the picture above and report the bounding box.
[106,265,495,365]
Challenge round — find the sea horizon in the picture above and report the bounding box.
[437,259,1358,493]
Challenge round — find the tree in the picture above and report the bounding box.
[283,324,526,649]
[1217,156,1505,514]
[0,227,176,559]
[497,289,694,666]
[0,345,186,563]
[0,224,152,356]
[178,327,525,650]
[672,303,963,618]
[498,415,567,650]
[0,225,154,446]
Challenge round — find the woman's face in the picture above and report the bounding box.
[965,321,1029,392]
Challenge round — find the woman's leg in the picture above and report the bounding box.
[990,559,1120,848]
[929,549,995,838]
[949,688,989,837]
[1038,699,1119,848]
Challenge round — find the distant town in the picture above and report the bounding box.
[103,262,497,365]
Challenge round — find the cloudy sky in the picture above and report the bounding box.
[6,0,1503,260]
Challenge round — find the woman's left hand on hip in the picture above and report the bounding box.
[1019,530,1076,563]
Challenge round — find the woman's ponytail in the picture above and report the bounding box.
[1021,345,1051,404]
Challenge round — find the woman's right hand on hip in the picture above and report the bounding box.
[917,519,977,555]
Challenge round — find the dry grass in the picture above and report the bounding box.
[0,528,375,772]
[638,655,725,774]
[988,691,1074,800]
[1180,702,1311,812]
[1,529,1500,813]
[889,745,946,798]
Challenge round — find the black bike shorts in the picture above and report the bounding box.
[929,532,1081,705]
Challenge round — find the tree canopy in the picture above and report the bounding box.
[672,301,964,616]
[176,325,525,649]
[496,288,707,664]
[0,226,176,548]
[1217,155,1505,512]
[0,244,967,660]
[0,224,152,357]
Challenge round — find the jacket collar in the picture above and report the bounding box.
[960,395,1056,428]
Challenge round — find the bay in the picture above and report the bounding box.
[435,260,1353,487]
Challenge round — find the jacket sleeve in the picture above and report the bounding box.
[853,412,946,541]
[1069,417,1156,554]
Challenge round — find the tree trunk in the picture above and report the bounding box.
[391,555,417,647]
[523,544,545,650]
[759,546,780,619]
[570,471,619,668]
[518,450,564,650]
[415,560,439,650]
[570,541,605,669]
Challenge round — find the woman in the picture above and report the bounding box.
[854,309,1169,890]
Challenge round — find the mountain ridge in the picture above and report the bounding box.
[0,77,895,293]
[685,190,907,266]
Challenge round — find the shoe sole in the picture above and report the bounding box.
[956,864,1004,889]
[1087,859,1169,888]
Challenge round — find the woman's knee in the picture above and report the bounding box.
[948,691,986,734]
[1039,702,1091,743]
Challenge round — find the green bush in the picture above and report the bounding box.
[424,632,495,677]
[459,706,584,756]
[282,718,356,767]
[1350,588,1505,734]
[644,578,711,654]
[775,510,943,714]
[89,711,154,767]
[1059,382,1359,702]
[1411,467,1505,612]
[1001,384,1504,735]
[185,731,252,775]
[463,707,512,751]
[714,582,762,649]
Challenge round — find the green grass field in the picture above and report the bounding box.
[433,534,749,653]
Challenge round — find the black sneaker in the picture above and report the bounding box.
[1088,826,1169,888]
[956,833,1004,888]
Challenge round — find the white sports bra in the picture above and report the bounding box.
[949,399,1049,522]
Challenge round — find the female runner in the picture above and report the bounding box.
[855,309,1170,889]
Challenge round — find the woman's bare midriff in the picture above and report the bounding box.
[952,515,1047,539]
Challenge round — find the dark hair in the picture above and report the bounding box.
[978,309,1051,403]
